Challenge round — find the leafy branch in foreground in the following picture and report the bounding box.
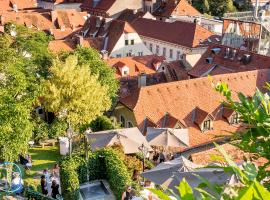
[150,144,270,200]
[215,82,270,184]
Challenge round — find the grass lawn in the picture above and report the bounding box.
[23,146,62,190]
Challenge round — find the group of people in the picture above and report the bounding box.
[40,164,60,199]
[152,151,175,164]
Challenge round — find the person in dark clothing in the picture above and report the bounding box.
[159,151,165,163]
[51,180,60,199]
[40,175,48,196]
[121,186,132,200]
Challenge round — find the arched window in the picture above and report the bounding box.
[120,115,126,127]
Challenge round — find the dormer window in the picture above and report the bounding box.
[231,113,240,124]
[203,119,211,131]
[123,69,128,76]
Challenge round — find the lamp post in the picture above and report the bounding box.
[67,124,73,157]
[138,143,148,172]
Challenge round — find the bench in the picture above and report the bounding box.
[40,139,57,148]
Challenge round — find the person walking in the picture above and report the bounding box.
[159,151,165,163]
[51,180,60,199]
[41,175,48,196]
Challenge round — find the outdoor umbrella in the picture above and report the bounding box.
[146,128,189,148]
[86,127,152,154]
[141,156,202,186]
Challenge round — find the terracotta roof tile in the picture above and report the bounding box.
[153,0,201,18]
[106,55,165,78]
[119,69,270,149]
[106,20,136,53]
[0,0,37,12]
[132,18,215,48]
[81,0,116,14]
[117,9,146,23]
[191,143,268,167]
[189,44,270,78]
[194,107,214,125]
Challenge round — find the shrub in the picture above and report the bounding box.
[59,155,84,200]
[135,153,155,170]
[32,116,49,143]
[48,119,68,139]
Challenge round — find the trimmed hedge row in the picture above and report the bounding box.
[59,155,85,200]
[60,148,132,200]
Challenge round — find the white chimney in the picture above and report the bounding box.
[138,73,147,88]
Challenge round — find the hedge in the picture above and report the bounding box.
[60,148,131,200]
[59,155,85,200]
[25,186,55,200]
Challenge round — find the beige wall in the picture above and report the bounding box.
[108,0,143,18]
[112,103,138,128]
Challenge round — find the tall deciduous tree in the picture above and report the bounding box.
[60,47,119,100]
[42,55,111,129]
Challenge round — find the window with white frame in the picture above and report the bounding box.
[156,45,160,55]
[163,47,166,57]
[138,52,143,56]
[131,39,134,45]
[169,49,173,58]
[149,43,153,52]
[203,119,211,131]
[231,113,240,124]
[125,40,129,46]
[120,115,126,127]
[116,54,121,58]
[177,51,181,60]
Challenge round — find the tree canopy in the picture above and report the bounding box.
[0,24,52,161]
[60,47,119,100]
[42,55,111,129]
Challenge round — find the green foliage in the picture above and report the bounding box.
[32,116,49,143]
[0,24,52,161]
[60,148,132,200]
[59,155,85,200]
[215,82,270,185]
[42,55,111,130]
[136,153,155,170]
[89,115,116,132]
[48,118,68,139]
[192,0,237,17]
[25,187,55,200]
[150,144,270,200]
[60,47,119,100]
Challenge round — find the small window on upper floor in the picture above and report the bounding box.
[126,52,132,57]
[169,49,173,58]
[177,51,181,60]
[149,43,153,52]
[156,45,160,55]
[203,119,211,131]
[120,115,126,127]
[125,40,129,46]
[231,113,240,124]
[116,54,121,58]
[127,121,133,128]
[163,47,166,57]
[131,39,134,45]
[138,52,143,56]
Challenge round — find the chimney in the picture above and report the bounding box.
[138,73,147,88]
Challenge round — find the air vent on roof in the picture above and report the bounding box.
[215,38,220,42]
[224,48,230,59]
[208,39,212,43]
[205,57,213,64]
[211,48,221,55]
[230,49,237,60]
[242,54,251,65]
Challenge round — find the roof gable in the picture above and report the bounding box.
[194,107,214,126]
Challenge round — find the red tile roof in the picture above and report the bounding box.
[191,143,268,167]
[107,55,165,78]
[117,9,146,23]
[153,0,201,18]
[0,0,37,12]
[189,44,270,78]
[80,0,115,14]
[132,18,215,48]
[119,69,270,149]
[106,20,136,53]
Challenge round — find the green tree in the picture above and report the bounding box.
[202,0,210,14]
[42,55,111,130]
[89,115,116,132]
[60,47,119,100]
[226,0,237,13]
[215,82,270,186]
